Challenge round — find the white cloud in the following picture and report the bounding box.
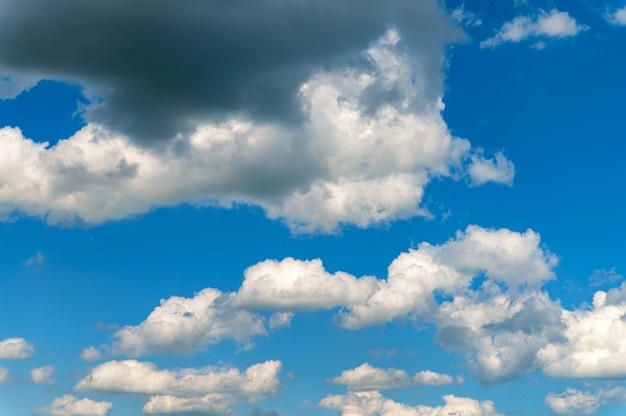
[111,288,266,357]
[0,366,8,383]
[0,29,512,234]
[142,394,234,415]
[80,346,104,362]
[468,151,515,186]
[34,394,112,416]
[31,365,55,384]
[25,251,45,267]
[268,312,294,330]
[606,6,626,26]
[76,360,282,415]
[412,370,455,386]
[330,363,411,391]
[537,282,626,378]
[330,364,458,391]
[0,337,35,359]
[236,225,562,383]
[319,390,502,416]
[481,10,587,49]
[546,387,626,415]
[339,226,557,329]
[236,258,378,310]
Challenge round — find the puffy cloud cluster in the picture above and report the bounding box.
[108,289,266,357]
[330,363,458,391]
[31,365,55,384]
[481,9,587,49]
[76,359,282,415]
[319,391,502,416]
[0,337,35,359]
[545,387,626,415]
[34,395,112,416]
[0,27,513,233]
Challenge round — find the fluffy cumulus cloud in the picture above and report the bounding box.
[0,2,513,234]
[481,9,587,49]
[76,359,282,415]
[606,6,626,26]
[545,387,626,415]
[34,394,112,416]
[0,337,35,359]
[236,225,565,384]
[329,363,457,391]
[537,282,626,378]
[31,365,55,384]
[107,288,266,357]
[236,258,378,310]
[319,390,502,416]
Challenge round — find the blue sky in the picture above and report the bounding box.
[1,0,626,415]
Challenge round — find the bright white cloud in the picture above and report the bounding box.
[319,390,502,416]
[0,337,35,359]
[330,363,410,391]
[34,394,112,416]
[111,288,266,357]
[545,387,626,415]
[0,366,8,383]
[481,9,587,49]
[606,6,626,26]
[31,365,55,384]
[468,151,515,186]
[236,258,378,310]
[0,29,512,234]
[76,360,282,414]
[538,282,626,378]
[329,363,457,391]
[412,370,455,386]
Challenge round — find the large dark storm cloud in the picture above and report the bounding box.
[0,0,460,142]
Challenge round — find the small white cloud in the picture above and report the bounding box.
[80,346,104,362]
[0,366,9,383]
[606,6,626,26]
[546,387,626,415]
[31,365,55,384]
[268,312,294,330]
[0,337,35,359]
[468,151,515,186]
[111,288,266,357]
[330,363,410,391]
[412,370,455,386]
[320,390,502,416]
[25,251,45,267]
[34,394,112,416]
[330,363,461,391]
[481,9,587,49]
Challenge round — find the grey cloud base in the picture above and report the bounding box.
[0,0,460,142]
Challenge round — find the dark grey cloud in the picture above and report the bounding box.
[0,0,461,142]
